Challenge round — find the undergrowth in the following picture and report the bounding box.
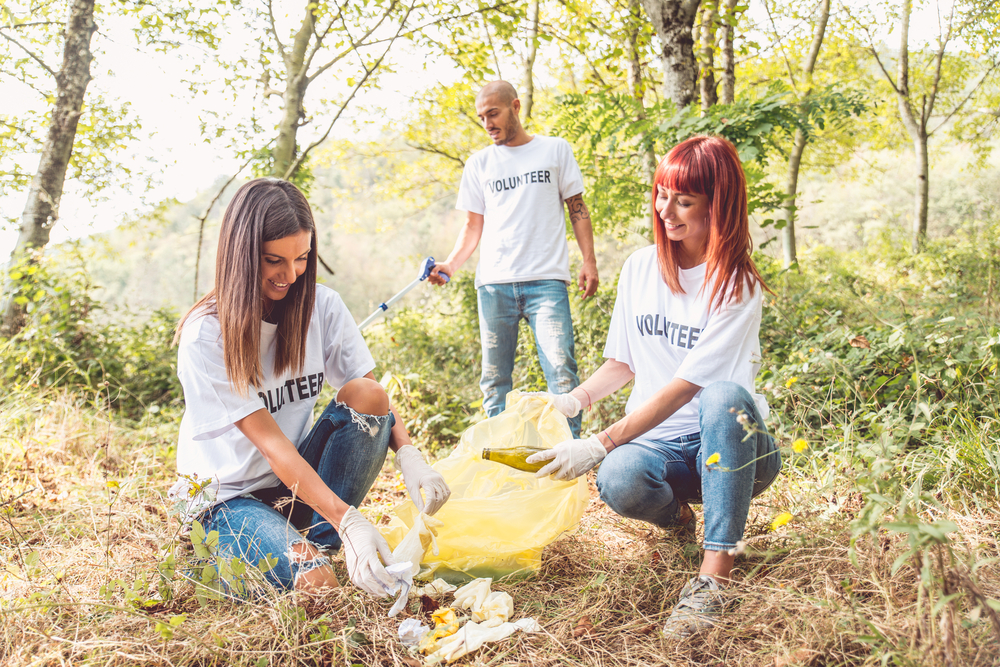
[2,224,1000,665]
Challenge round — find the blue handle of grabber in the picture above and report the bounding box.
[420,256,450,283]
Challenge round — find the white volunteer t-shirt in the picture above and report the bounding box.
[456,135,584,288]
[172,285,375,506]
[603,246,769,443]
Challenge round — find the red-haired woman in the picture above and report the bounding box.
[170,178,449,597]
[528,135,781,636]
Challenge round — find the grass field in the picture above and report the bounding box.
[2,388,998,667]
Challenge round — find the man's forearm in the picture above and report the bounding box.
[444,212,485,269]
[567,194,597,264]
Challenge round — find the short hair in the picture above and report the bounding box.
[651,135,771,309]
[477,81,518,106]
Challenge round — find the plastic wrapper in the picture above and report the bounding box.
[392,513,443,579]
[398,618,429,646]
[424,617,542,665]
[382,391,589,582]
[413,578,457,599]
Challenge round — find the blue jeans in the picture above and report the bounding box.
[199,400,393,590]
[596,382,781,551]
[477,280,581,437]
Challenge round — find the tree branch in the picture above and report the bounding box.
[0,28,56,78]
[191,146,268,302]
[265,0,286,61]
[763,0,798,90]
[286,3,415,179]
[840,3,900,94]
[404,142,466,167]
[929,59,1000,136]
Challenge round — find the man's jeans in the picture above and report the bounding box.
[596,381,781,551]
[199,400,393,591]
[477,280,581,437]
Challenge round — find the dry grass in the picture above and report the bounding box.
[2,392,999,667]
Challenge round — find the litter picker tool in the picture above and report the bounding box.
[358,256,449,331]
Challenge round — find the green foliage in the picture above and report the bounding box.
[0,253,181,418]
[551,88,830,237]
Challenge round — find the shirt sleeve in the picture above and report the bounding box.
[602,258,635,372]
[557,139,585,201]
[455,156,485,215]
[320,290,376,388]
[674,286,762,388]
[177,320,265,441]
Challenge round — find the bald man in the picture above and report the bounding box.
[429,81,599,437]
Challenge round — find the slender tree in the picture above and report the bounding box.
[780,0,831,268]
[858,0,1000,252]
[698,0,718,112]
[2,0,96,333]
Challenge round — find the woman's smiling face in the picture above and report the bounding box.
[260,229,312,308]
[655,185,711,266]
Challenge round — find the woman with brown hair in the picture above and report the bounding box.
[170,178,449,596]
[528,135,782,636]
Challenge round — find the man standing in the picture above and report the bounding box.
[428,80,599,437]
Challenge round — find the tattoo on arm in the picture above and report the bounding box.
[566,194,591,226]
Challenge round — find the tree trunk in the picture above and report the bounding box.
[272,3,315,180]
[780,0,829,268]
[781,128,806,267]
[3,0,97,334]
[698,0,717,112]
[717,0,737,104]
[913,133,929,252]
[521,0,540,120]
[639,0,701,107]
[627,0,657,239]
[891,0,929,252]
[627,0,657,186]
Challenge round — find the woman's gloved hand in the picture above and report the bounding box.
[338,506,397,597]
[395,445,451,515]
[522,391,582,418]
[526,434,607,480]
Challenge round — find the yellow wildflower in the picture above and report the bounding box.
[792,439,809,453]
[785,376,799,388]
[706,452,721,466]
[770,512,793,531]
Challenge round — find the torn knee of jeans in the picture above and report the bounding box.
[482,363,499,380]
[287,538,328,563]
[335,400,391,437]
[290,553,334,588]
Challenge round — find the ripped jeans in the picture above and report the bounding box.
[200,400,393,591]
[477,280,581,437]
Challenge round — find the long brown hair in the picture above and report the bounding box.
[175,178,318,395]
[651,135,771,310]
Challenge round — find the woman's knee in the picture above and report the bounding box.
[699,381,752,414]
[289,542,340,592]
[597,454,667,517]
[336,377,389,416]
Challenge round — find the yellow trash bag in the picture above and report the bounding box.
[382,390,589,582]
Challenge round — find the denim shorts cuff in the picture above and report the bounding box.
[703,541,737,552]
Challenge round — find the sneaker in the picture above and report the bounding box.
[662,575,726,638]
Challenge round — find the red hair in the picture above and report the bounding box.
[651,135,771,310]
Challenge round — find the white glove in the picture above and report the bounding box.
[522,391,582,418]
[526,434,607,481]
[338,506,397,597]
[395,445,451,515]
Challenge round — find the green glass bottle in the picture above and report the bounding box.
[481,446,547,473]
